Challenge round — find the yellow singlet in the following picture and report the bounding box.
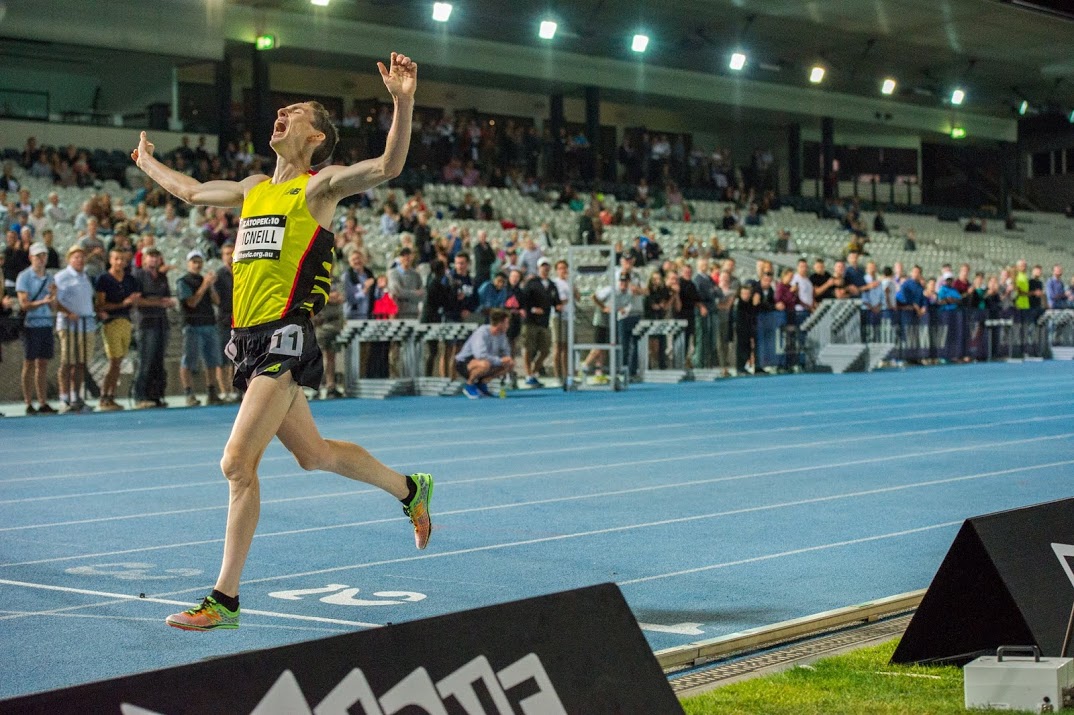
[233,172,334,329]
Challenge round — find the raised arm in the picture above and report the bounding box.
[314,53,417,201]
[131,132,266,207]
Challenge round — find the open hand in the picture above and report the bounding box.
[130,131,155,166]
[378,52,417,99]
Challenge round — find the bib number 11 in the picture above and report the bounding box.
[270,324,304,357]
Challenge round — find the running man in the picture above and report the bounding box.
[132,53,432,631]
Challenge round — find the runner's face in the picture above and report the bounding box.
[270,103,320,157]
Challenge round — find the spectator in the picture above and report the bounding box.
[155,203,183,237]
[1046,264,1067,309]
[903,229,917,252]
[387,247,424,319]
[519,257,560,386]
[343,249,375,320]
[873,208,889,234]
[791,258,814,315]
[693,258,717,369]
[313,269,346,399]
[44,192,70,226]
[455,308,514,399]
[810,258,836,305]
[16,243,57,414]
[472,229,495,287]
[3,229,27,293]
[583,272,634,381]
[94,248,142,410]
[132,247,175,408]
[421,259,452,376]
[216,242,236,399]
[176,249,226,406]
[54,245,97,413]
[38,229,60,270]
[964,217,985,233]
[519,236,543,276]
[644,269,671,370]
[734,278,758,374]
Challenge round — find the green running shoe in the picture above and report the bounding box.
[165,595,239,631]
[403,473,434,550]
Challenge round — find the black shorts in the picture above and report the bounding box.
[225,317,324,392]
[455,360,470,379]
[22,326,54,361]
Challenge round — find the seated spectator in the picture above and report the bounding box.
[873,208,889,234]
[379,202,401,235]
[744,203,762,226]
[903,229,917,252]
[456,308,514,398]
[964,217,985,233]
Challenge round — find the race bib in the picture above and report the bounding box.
[236,214,286,260]
[270,323,304,357]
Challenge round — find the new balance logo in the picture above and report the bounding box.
[262,363,281,373]
[121,653,568,715]
[285,188,301,195]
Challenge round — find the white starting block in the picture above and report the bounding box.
[964,646,1074,712]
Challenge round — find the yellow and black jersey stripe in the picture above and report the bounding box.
[233,172,334,329]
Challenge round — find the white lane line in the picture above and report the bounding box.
[0,371,1063,459]
[617,521,964,586]
[0,609,347,632]
[1,429,1069,557]
[152,457,1068,597]
[0,392,1028,504]
[0,578,381,628]
[4,377,1057,481]
[2,412,1070,533]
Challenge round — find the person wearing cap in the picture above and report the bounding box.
[519,256,561,387]
[54,244,97,413]
[94,247,142,410]
[582,270,634,382]
[15,242,58,414]
[176,249,227,407]
[131,247,177,408]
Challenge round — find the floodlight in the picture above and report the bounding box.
[729,52,746,71]
[310,0,329,6]
[432,2,452,22]
[809,66,825,83]
[539,20,557,39]
[881,78,896,95]
[1019,100,1029,115]
[631,34,649,53]
[951,88,965,105]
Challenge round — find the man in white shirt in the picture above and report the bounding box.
[790,258,814,321]
[54,244,98,412]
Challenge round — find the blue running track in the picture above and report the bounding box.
[0,362,1072,698]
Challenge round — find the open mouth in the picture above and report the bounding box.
[272,119,286,136]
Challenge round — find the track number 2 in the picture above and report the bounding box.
[270,324,303,357]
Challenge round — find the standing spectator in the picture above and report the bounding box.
[519,257,560,386]
[421,259,452,376]
[132,247,175,408]
[673,266,701,369]
[715,270,736,376]
[583,272,634,381]
[94,248,142,410]
[1046,265,1067,309]
[386,247,423,377]
[216,242,236,399]
[692,258,717,369]
[896,265,928,364]
[734,278,758,374]
[176,249,226,406]
[859,260,884,342]
[16,243,57,414]
[313,270,346,399]
[519,235,543,277]
[343,249,374,320]
[550,259,576,383]
[810,258,836,305]
[3,229,27,294]
[472,229,495,287]
[54,245,97,412]
[478,271,509,321]
[752,270,780,370]
[644,269,671,370]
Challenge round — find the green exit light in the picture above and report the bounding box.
[256,34,276,51]
[950,127,967,139]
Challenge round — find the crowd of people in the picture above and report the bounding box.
[2,130,1073,411]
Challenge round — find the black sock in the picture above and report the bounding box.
[400,475,417,505]
[211,589,239,611]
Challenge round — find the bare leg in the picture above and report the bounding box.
[104,358,122,398]
[21,361,33,405]
[34,360,48,404]
[275,386,408,498]
[213,373,298,597]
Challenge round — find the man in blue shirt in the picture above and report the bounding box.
[15,243,57,414]
[1046,265,1067,309]
[895,265,928,363]
[455,308,513,399]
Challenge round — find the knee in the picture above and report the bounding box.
[220,449,257,486]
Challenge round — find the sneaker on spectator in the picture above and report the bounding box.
[36,403,57,415]
[153,399,168,408]
[77,400,94,413]
[207,391,224,406]
[185,394,201,407]
[324,387,343,399]
[462,383,482,399]
[98,398,123,412]
[525,376,542,388]
[593,374,610,385]
[25,404,37,416]
[475,382,492,397]
[135,400,157,410]
[60,401,76,414]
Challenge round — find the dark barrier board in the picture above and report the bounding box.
[891,497,1074,665]
[0,582,684,715]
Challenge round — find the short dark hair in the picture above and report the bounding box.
[488,307,509,324]
[307,101,338,167]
